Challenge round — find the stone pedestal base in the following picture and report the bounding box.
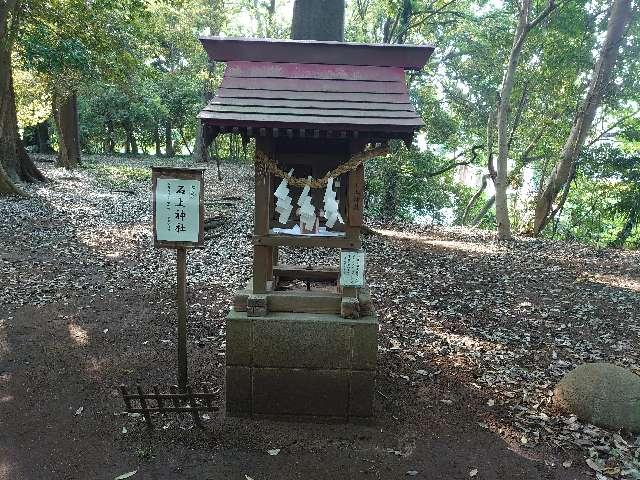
[225,309,377,421]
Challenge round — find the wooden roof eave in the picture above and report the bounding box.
[199,36,434,70]
[202,122,419,148]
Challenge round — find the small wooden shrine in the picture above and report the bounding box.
[199,37,433,421]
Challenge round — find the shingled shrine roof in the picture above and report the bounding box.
[198,37,434,142]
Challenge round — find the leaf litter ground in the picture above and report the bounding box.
[1,155,639,479]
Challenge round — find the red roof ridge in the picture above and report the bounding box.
[199,36,434,70]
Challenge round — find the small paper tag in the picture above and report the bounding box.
[340,250,365,287]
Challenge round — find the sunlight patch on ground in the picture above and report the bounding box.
[85,356,107,378]
[0,321,9,357]
[375,229,498,254]
[76,224,150,257]
[0,461,16,480]
[0,373,12,405]
[67,323,89,346]
[587,273,640,293]
[427,327,503,353]
[424,327,507,371]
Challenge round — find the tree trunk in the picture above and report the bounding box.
[130,131,138,156]
[193,124,209,162]
[179,127,192,155]
[494,1,529,239]
[125,122,138,155]
[54,90,81,168]
[533,0,633,235]
[472,195,496,227]
[105,118,115,154]
[165,121,175,157]
[461,173,490,224]
[610,207,638,248]
[490,0,557,238]
[0,13,45,195]
[36,120,53,153]
[291,0,345,41]
[211,138,222,180]
[154,123,162,156]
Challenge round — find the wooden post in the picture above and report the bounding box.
[253,148,272,294]
[348,163,364,228]
[176,247,188,391]
[151,167,204,394]
[346,142,366,247]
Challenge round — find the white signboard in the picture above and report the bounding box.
[155,178,201,243]
[340,249,365,287]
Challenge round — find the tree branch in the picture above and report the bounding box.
[507,81,530,150]
[461,173,491,224]
[424,145,484,178]
[472,195,496,226]
[526,0,558,32]
[586,108,640,149]
[403,0,460,33]
[487,100,498,181]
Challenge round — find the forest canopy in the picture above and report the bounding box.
[1,0,638,247]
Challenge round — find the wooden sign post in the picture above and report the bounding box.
[152,167,205,391]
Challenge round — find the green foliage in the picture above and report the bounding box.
[12,62,50,127]
[551,144,640,247]
[83,161,151,190]
[19,0,147,86]
[365,142,464,222]
[10,0,640,248]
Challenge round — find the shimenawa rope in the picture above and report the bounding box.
[254,145,390,189]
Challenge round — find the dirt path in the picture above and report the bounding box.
[2,156,638,479]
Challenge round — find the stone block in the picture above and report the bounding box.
[351,318,378,370]
[358,287,372,316]
[225,309,379,422]
[341,297,360,319]
[225,314,252,366]
[225,366,252,415]
[253,368,349,417]
[252,314,352,369]
[232,290,249,312]
[268,290,341,314]
[349,370,375,417]
[247,294,268,317]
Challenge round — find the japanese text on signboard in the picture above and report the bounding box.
[340,250,365,287]
[155,179,201,243]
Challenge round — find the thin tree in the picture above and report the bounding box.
[491,0,557,240]
[533,0,634,234]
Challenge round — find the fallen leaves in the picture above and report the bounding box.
[2,156,640,478]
